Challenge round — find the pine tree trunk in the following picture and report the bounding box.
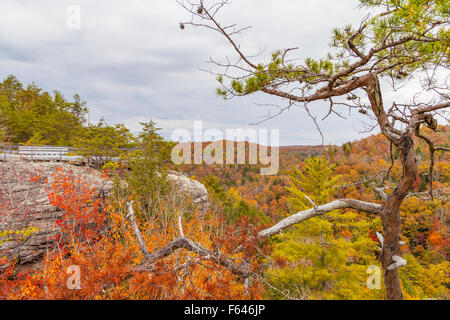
[380,203,403,300]
[381,135,417,300]
[366,74,420,300]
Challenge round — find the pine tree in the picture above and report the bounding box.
[285,157,341,210]
[123,121,174,213]
[266,157,383,299]
[74,119,133,168]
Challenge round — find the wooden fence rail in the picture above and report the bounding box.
[1,145,82,162]
[0,145,136,163]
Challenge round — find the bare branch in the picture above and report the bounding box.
[374,188,388,201]
[178,211,185,237]
[126,201,151,259]
[415,101,450,114]
[414,125,449,200]
[133,236,251,278]
[303,194,318,211]
[304,104,325,146]
[128,197,382,279]
[257,199,382,240]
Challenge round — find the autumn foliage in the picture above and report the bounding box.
[1,169,262,300]
[1,127,448,300]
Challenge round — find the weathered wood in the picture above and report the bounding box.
[0,145,119,163]
[129,198,382,279]
[257,199,383,240]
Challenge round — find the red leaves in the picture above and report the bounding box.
[29,174,41,183]
[2,169,263,300]
[47,168,104,243]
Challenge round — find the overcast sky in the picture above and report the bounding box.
[0,0,415,146]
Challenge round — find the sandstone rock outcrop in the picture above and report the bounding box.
[0,161,113,266]
[0,161,208,267]
[168,173,209,213]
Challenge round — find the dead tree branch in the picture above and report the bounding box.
[128,198,382,278]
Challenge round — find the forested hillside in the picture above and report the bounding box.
[178,131,449,299]
[0,75,134,166]
[0,75,88,146]
[1,75,448,300]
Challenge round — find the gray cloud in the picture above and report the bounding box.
[0,0,385,146]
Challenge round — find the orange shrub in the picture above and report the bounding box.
[4,170,262,300]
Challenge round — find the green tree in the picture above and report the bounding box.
[0,112,9,144]
[203,173,269,223]
[266,157,383,300]
[74,119,133,168]
[124,121,174,212]
[0,76,88,146]
[286,157,341,211]
[179,0,449,299]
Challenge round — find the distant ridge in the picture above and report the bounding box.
[280,145,325,148]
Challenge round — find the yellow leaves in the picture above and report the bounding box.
[265,156,388,299]
[400,254,449,299]
[401,196,439,216]
[267,203,383,300]
[102,161,119,171]
[0,226,39,245]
